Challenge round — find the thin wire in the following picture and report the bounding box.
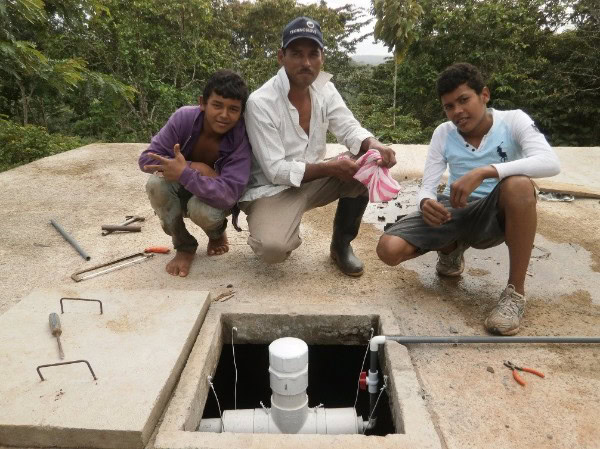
[231,327,238,410]
[208,376,225,432]
[354,328,375,409]
[363,375,388,435]
[259,401,270,415]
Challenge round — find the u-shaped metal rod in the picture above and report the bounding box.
[60,297,103,314]
[36,360,98,381]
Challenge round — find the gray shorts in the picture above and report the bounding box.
[384,182,507,254]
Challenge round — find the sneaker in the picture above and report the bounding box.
[485,284,526,336]
[436,243,466,277]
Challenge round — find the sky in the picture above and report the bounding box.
[295,0,392,56]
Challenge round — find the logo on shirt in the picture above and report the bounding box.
[497,142,508,162]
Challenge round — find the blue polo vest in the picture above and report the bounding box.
[443,109,521,198]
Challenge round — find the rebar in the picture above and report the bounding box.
[60,297,103,314]
[36,360,97,381]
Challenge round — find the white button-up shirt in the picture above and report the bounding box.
[241,67,373,202]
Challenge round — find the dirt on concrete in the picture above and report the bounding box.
[1,143,599,449]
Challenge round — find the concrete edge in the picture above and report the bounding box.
[0,289,213,449]
[140,292,213,443]
[155,303,442,449]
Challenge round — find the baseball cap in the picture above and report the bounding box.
[281,16,324,49]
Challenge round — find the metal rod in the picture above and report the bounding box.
[100,224,141,232]
[50,219,91,261]
[102,215,144,236]
[60,297,103,314]
[36,360,97,381]
[56,337,65,359]
[384,336,600,344]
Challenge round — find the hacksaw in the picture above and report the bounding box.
[71,252,154,282]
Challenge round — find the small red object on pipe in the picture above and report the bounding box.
[359,371,368,391]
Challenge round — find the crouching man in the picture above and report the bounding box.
[241,17,395,277]
[377,63,560,335]
[139,70,251,277]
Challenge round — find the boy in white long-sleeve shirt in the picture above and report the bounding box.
[377,63,561,335]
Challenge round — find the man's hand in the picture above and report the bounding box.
[421,199,451,227]
[449,166,498,208]
[326,158,359,181]
[144,143,187,181]
[361,137,397,168]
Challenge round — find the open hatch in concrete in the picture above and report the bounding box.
[155,303,442,449]
[0,288,211,449]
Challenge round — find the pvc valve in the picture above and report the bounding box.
[359,371,367,391]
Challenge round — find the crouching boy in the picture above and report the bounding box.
[139,70,251,277]
[377,63,560,335]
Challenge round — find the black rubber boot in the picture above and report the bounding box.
[330,196,369,277]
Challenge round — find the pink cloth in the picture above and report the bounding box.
[339,149,401,202]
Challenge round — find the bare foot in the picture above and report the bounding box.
[207,233,229,256]
[165,250,195,277]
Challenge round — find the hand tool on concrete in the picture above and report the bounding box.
[503,361,545,386]
[50,219,91,261]
[71,252,154,282]
[102,215,145,236]
[101,224,142,232]
[48,313,65,359]
[144,246,171,254]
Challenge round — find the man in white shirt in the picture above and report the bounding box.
[377,63,560,335]
[241,16,396,276]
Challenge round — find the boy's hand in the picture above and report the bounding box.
[144,144,187,181]
[450,166,498,208]
[421,199,451,227]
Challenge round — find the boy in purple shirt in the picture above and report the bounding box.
[139,70,251,277]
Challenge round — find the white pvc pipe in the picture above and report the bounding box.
[199,407,364,434]
[370,335,386,351]
[268,337,309,433]
[199,337,365,434]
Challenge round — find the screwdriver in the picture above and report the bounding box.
[49,313,65,359]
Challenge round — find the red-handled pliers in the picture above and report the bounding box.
[504,361,545,386]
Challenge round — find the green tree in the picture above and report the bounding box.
[0,0,88,124]
[372,0,423,127]
[389,0,600,145]
[67,0,230,141]
[218,0,370,92]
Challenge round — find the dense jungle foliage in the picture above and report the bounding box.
[1,0,598,171]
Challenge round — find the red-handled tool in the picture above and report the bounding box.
[504,361,545,386]
[144,246,171,254]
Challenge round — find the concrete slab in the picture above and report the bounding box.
[1,143,599,449]
[0,288,211,449]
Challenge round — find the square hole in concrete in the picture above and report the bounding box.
[155,304,441,449]
[202,343,395,435]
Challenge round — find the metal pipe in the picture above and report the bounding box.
[382,336,600,344]
[50,219,91,261]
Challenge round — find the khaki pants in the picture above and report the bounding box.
[240,177,367,263]
[146,175,229,253]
